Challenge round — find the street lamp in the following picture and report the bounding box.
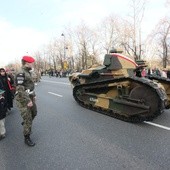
[61,33,66,60]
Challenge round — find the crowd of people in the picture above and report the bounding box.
[134,66,170,78]
[0,68,15,140]
[47,69,71,78]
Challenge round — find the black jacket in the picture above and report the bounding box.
[0,74,13,109]
[0,97,6,120]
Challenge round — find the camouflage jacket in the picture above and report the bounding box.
[15,66,35,104]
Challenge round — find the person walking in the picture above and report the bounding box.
[15,56,37,147]
[0,89,7,140]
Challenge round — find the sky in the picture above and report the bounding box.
[0,0,169,67]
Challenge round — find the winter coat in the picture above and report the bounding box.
[0,97,6,120]
[0,74,13,109]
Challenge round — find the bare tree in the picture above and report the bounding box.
[46,43,56,70]
[150,18,170,68]
[116,19,135,58]
[53,38,65,70]
[128,0,146,60]
[89,30,101,65]
[156,18,170,68]
[98,15,120,54]
[73,22,94,69]
[33,51,43,72]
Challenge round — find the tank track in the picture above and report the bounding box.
[73,77,167,123]
[147,75,170,83]
[147,75,170,108]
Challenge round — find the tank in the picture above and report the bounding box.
[69,50,169,122]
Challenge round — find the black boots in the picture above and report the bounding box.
[24,135,35,147]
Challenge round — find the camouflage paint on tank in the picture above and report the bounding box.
[73,76,168,122]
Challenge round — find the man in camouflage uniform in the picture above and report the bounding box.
[15,56,37,146]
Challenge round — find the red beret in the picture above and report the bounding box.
[22,56,35,63]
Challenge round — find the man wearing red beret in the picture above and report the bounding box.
[15,56,37,146]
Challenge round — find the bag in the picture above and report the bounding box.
[7,80,16,99]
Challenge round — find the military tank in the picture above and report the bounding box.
[69,49,169,122]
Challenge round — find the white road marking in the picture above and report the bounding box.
[144,121,170,131]
[41,80,70,85]
[48,92,63,97]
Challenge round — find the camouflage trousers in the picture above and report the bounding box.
[15,97,37,136]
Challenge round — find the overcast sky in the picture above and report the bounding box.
[0,0,168,67]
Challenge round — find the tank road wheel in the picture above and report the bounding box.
[129,86,160,120]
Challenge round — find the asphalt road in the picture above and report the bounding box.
[0,76,170,170]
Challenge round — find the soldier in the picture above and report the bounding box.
[15,56,37,147]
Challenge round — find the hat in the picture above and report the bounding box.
[22,56,35,63]
[0,89,5,95]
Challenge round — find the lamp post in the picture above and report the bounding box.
[61,33,66,60]
[61,33,69,71]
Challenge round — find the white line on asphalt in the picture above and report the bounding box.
[41,80,70,85]
[144,121,170,131]
[48,92,63,97]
